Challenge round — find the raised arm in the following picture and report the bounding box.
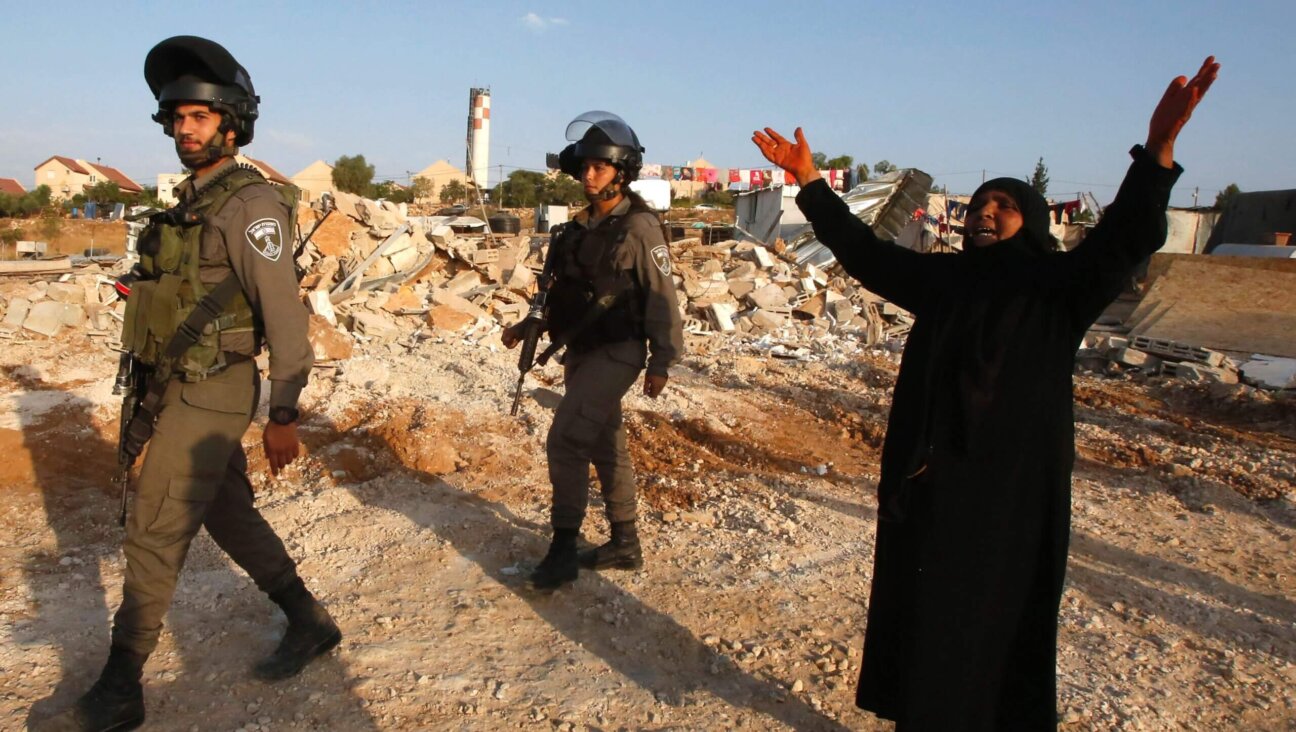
[752,127,945,313]
[1065,57,1219,328]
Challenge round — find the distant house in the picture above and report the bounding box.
[0,178,25,196]
[235,155,291,186]
[156,172,188,206]
[34,156,143,201]
[155,156,293,206]
[413,160,468,204]
[290,160,335,204]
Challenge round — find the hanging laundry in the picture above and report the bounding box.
[669,166,680,180]
[728,168,741,183]
[748,169,762,186]
[680,167,695,181]
[641,163,662,179]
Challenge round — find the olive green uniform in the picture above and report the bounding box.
[112,160,313,656]
[546,197,683,530]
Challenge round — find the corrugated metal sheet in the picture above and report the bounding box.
[787,169,933,270]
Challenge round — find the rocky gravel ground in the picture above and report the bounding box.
[1,331,1293,731]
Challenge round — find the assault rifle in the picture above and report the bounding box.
[510,227,564,416]
[111,266,149,527]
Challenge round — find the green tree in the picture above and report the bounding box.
[545,175,585,205]
[440,179,467,204]
[332,154,375,195]
[700,188,735,208]
[410,176,433,203]
[84,181,130,205]
[873,160,896,176]
[1029,157,1049,196]
[0,227,23,249]
[372,180,413,204]
[494,170,546,208]
[854,163,870,184]
[826,155,854,170]
[811,152,828,169]
[1214,183,1241,210]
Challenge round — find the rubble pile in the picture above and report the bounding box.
[2,198,1292,394]
[292,192,541,363]
[0,266,123,340]
[1078,333,1296,390]
[669,236,913,358]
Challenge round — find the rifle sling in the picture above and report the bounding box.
[121,273,246,460]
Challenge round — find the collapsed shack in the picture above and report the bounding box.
[0,183,1292,395]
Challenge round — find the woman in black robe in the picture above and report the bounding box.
[753,57,1218,730]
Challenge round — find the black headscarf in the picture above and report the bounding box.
[969,177,1055,254]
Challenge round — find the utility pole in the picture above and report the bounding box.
[1192,186,1199,207]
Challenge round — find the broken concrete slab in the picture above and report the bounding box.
[308,315,354,361]
[728,280,757,300]
[44,282,85,304]
[22,301,74,337]
[352,312,400,343]
[727,261,758,281]
[307,291,337,326]
[1129,336,1225,368]
[794,291,827,320]
[748,283,789,310]
[749,309,786,330]
[426,305,477,332]
[708,303,737,332]
[1239,355,1296,390]
[751,246,775,269]
[1163,361,1238,384]
[1114,348,1162,371]
[444,271,483,297]
[381,286,424,314]
[1,297,30,332]
[430,289,490,321]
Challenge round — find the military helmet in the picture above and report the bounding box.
[558,111,644,183]
[144,36,259,146]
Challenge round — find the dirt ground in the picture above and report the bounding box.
[0,218,127,258]
[1,328,1293,731]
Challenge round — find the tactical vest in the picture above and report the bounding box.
[546,202,657,352]
[121,166,296,380]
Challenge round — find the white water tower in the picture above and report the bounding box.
[467,88,491,190]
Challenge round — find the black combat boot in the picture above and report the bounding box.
[528,528,580,590]
[578,520,643,571]
[253,577,342,681]
[31,646,147,732]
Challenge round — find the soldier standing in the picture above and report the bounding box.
[33,36,339,732]
[504,111,684,590]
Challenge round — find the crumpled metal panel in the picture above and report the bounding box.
[789,168,933,269]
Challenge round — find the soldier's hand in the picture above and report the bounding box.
[752,127,821,187]
[501,323,522,349]
[263,421,301,476]
[643,373,668,399]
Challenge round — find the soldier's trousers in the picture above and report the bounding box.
[546,340,645,530]
[112,360,298,656]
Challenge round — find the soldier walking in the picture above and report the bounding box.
[504,111,683,590]
[33,36,340,732]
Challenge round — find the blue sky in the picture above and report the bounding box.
[1,1,1290,206]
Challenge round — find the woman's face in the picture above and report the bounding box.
[965,189,1024,247]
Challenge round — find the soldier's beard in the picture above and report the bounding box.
[175,131,235,170]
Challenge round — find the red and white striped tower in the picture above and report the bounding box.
[466,88,491,189]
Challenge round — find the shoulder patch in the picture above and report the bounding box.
[650,244,671,276]
[245,218,283,261]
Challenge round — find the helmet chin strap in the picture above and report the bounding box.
[176,129,238,171]
[585,170,624,202]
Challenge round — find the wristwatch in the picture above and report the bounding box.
[268,406,300,425]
